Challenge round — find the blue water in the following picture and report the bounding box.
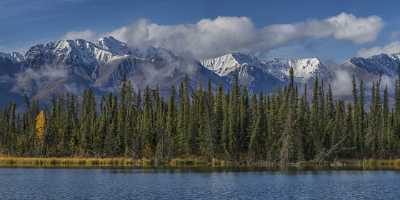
[0,169,398,200]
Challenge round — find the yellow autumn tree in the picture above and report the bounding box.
[35,111,46,143]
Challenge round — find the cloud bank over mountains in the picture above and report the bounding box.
[63,12,383,59]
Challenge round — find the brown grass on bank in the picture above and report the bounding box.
[0,157,153,168]
[1,156,400,169]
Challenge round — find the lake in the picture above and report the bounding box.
[0,169,399,200]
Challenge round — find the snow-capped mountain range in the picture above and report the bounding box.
[201,52,335,91]
[0,36,399,105]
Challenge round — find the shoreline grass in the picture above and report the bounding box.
[0,157,152,168]
[1,157,400,170]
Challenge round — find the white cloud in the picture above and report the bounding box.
[381,74,396,90]
[63,13,383,59]
[326,13,383,44]
[356,41,400,58]
[331,69,353,96]
[12,65,68,94]
[254,13,383,51]
[108,17,257,59]
[63,29,98,41]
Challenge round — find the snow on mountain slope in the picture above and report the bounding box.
[0,52,24,63]
[201,53,261,76]
[24,36,130,69]
[346,53,399,77]
[263,57,333,83]
[289,58,322,80]
[97,36,131,56]
[202,53,284,92]
[202,53,333,93]
[202,53,329,82]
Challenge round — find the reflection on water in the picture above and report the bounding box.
[0,169,399,200]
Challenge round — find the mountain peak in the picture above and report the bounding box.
[261,57,325,82]
[98,36,120,44]
[229,52,257,63]
[97,36,130,56]
[0,52,24,62]
[349,53,398,75]
[201,52,260,76]
[10,52,24,62]
[288,57,322,80]
[390,53,400,60]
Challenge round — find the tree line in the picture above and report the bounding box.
[0,68,400,165]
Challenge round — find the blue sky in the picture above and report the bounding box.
[1,0,400,62]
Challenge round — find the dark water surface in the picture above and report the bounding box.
[0,168,399,200]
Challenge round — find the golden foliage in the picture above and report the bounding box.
[35,111,46,142]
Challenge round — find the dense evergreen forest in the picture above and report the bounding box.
[1,68,400,165]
